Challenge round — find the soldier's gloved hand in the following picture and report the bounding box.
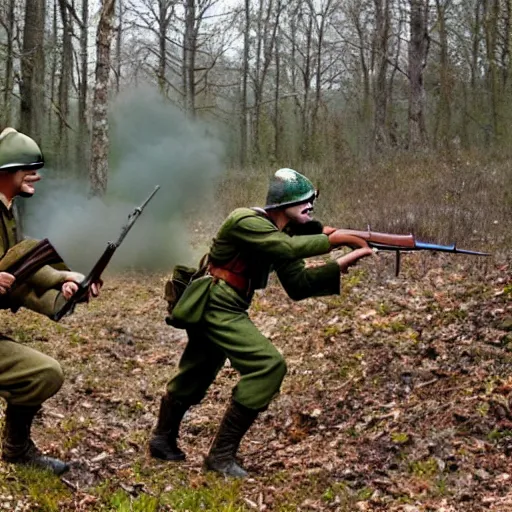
[336,247,374,274]
[0,272,15,295]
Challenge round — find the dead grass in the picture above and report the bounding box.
[212,151,510,257]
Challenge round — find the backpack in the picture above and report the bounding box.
[164,254,208,319]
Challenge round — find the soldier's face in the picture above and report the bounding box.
[14,169,41,198]
[284,201,314,224]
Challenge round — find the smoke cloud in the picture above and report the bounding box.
[23,87,225,274]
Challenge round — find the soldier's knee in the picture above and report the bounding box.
[36,358,64,401]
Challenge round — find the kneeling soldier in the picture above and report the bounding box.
[0,128,99,475]
[150,168,372,477]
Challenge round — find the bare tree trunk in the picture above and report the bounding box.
[89,0,116,196]
[372,0,391,153]
[183,0,196,117]
[471,0,481,91]
[407,0,429,149]
[57,0,73,168]
[502,0,510,87]
[352,2,371,156]
[240,0,250,165]
[483,0,500,141]
[433,0,452,149]
[48,0,58,144]
[309,0,334,157]
[301,13,313,160]
[274,31,281,161]
[252,0,281,159]
[77,0,90,173]
[115,0,123,93]
[19,0,46,144]
[157,0,168,95]
[2,0,15,127]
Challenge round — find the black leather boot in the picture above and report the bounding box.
[149,394,189,461]
[204,400,259,478]
[2,404,69,476]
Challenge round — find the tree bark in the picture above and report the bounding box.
[183,0,196,117]
[19,0,46,144]
[89,0,116,196]
[433,0,452,148]
[407,0,429,149]
[372,0,391,153]
[115,0,123,93]
[57,0,73,168]
[2,0,15,127]
[77,0,90,171]
[240,0,250,165]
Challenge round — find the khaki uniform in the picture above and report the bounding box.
[0,198,74,406]
[168,208,340,410]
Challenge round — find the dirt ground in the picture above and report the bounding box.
[0,250,511,511]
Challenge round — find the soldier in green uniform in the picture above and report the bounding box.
[0,128,100,475]
[149,168,373,477]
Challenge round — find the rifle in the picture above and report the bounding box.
[327,227,490,276]
[51,185,161,321]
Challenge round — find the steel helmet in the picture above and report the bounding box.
[0,128,44,172]
[265,168,317,210]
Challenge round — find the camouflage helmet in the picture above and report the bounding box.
[265,168,317,210]
[0,128,44,172]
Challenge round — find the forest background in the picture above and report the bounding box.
[0,0,510,265]
[1,2,512,511]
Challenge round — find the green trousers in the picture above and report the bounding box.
[0,339,64,406]
[168,280,287,410]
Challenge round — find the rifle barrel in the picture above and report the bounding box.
[368,241,490,256]
[414,241,490,256]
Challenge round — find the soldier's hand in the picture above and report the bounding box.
[90,280,102,297]
[336,247,374,274]
[61,281,79,300]
[0,272,15,295]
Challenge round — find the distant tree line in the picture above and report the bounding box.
[0,0,511,194]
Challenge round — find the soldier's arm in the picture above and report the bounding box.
[275,258,340,301]
[231,215,331,261]
[28,266,83,291]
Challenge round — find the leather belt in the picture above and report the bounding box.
[208,263,250,296]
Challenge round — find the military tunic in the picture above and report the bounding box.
[0,198,72,406]
[168,208,340,410]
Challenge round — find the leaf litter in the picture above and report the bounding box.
[0,253,510,511]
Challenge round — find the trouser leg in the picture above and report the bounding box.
[166,327,227,405]
[150,329,226,461]
[0,340,68,475]
[0,340,64,406]
[202,283,288,476]
[204,292,288,410]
